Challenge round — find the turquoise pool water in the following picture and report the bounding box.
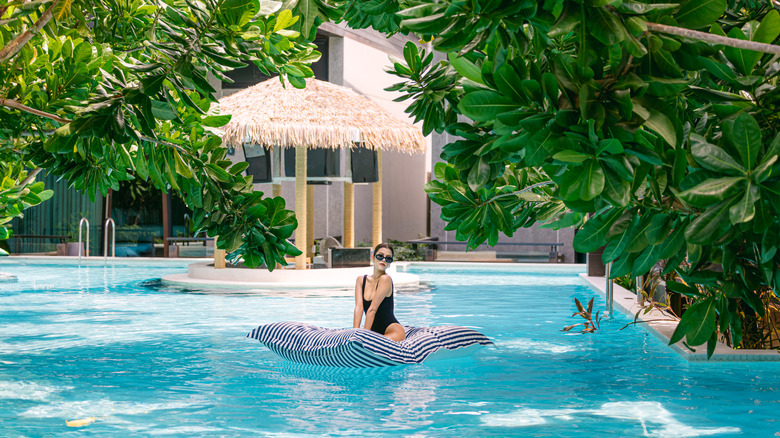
[0,260,776,436]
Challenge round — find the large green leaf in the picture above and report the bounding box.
[573,208,623,253]
[723,27,752,76]
[685,198,733,244]
[467,157,490,192]
[624,213,654,253]
[742,10,780,72]
[632,244,662,275]
[589,6,626,46]
[601,167,631,207]
[448,53,484,84]
[634,102,677,147]
[690,135,745,175]
[561,159,605,202]
[730,113,761,172]
[494,63,528,103]
[602,215,639,263]
[645,213,672,245]
[677,298,718,346]
[728,180,759,224]
[674,0,726,29]
[458,91,518,122]
[678,176,745,207]
[219,0,260,27]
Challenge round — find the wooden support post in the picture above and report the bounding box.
[307,184,315,259]
[344,182,354,248]
[295,145,307,270]
[162,192,170,258]
[372,149,383,249]
[214,236,226,269]
[272,183,282,198]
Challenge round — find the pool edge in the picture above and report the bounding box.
[580,274,780,363]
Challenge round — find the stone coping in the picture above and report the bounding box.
[161,262,420,290]
[580,274,780,362]
[0,255,210,266]
[396,261,586,274]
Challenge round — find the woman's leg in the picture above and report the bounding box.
[384,323,406,342]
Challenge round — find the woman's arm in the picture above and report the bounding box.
[363,275,392,331]
[353,276,363,328]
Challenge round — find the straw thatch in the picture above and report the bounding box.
[218,77,426,154]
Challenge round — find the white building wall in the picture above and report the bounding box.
[341,37,430,244]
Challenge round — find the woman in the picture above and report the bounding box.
[353,243,406,341]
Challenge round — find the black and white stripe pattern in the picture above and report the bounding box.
[247,322,493,367]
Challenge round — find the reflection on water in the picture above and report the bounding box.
[481,402,741,437]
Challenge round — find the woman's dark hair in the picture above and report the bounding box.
[374,242,394,257]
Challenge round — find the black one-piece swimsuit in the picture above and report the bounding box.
[361,275,399,334]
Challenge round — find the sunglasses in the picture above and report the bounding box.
[375,253,393,263]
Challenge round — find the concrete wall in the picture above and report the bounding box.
[342,37,430,243]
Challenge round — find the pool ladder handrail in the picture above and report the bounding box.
[77,217,89,262]
[605,261,614,317]
[104,217,116,260]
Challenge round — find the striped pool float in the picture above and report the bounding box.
[247,322,493,367]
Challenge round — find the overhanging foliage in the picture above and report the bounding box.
[340,0,780,356]
[0,0,337,266]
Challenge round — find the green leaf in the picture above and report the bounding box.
[174,151,194,179]
[730,113,761,172]
[674,0,726,29]
[205,163,231,182]
[494,63,527,103]
[741,11,780,73]
[610,252,638,278]
[728,180,759,224]
[553,150,590,163]
[724,27,751,76]
[573,208,623,253]
[685,198,733,244]
[643,107,677,147]
[467,157,490,192]
[690,135,745,175]
[659,223,686,259]
[698,56,737,84]
[219,0,260,27]
[678,176,745,206]
[645,213,671,245]
[140,74,167,96]
[632,244,661,275]
[273,8,298,31]
[589,6,626,46]
[458,91,519,122]
[680,298,718,346]
[542,73,559,104]
[603,215,639,263]
[601,167,631,207]
[448,53,484,84]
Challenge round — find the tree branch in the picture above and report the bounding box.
[0,0,59,63]
[644,21,780,56]
[0,98,69,123]
[1,97,191,154]
[19,167,42,187]
[481,181,555,205]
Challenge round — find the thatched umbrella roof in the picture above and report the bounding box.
[218,77,426,154]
